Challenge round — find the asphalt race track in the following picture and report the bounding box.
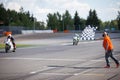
[0,33,120,80]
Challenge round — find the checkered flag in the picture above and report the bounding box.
[81,25,97,40]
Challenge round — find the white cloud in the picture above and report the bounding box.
[35,7,53,14]
[117,2,120,5]
[63,1,90,10]
[97,7,118,21]
[33,7,53,21]
[60,1,90,19]
[1,0,119,22]
[6,2,21,12]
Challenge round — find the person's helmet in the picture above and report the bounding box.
[8,34,12,37]
[102,32,108,37]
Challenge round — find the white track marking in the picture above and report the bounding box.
[61,40,101,45]
[0,57,104,62]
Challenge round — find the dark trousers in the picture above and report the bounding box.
[105,50,119,66]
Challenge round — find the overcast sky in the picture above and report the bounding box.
[0,0,120,22]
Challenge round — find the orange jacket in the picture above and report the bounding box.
[103,35,113,50]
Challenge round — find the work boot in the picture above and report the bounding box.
[116,63,119,68]
[104,65,110,68]
[12,48,16,52]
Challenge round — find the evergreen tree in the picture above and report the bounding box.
[0,3,8,25]
[56,12,62,31]
[80,18,86,30]
[74,11,81,30]
[110,20,118,30]
[86,9,100,30]
[117,11,120,30]
[86,9,93,26]
[47,13,56,30]
[47,13,53,29]
[0,3,43,29]
[62,10,73,30]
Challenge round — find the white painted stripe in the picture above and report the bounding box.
[0,57,105,62]
[0,57,86,61]
[61,40,101,45]
[29,67,52,74]
[29,69,105,76]
[39,72,73,75]
[83,73,105,76]
[74,69,92,76]
[80,40,101,44]
[30,71,36,74]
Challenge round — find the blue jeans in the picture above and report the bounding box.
[105,50,119,66]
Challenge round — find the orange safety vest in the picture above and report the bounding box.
[103,35,113,50]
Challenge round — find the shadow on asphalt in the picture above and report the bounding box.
[0,51,5,53]
[48,65,104,69]
[0,50,14,53]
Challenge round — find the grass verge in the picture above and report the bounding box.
[0,44,34,49]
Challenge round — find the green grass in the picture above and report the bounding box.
[0,44,34,49]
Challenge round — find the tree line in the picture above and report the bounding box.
[47,9,120,31]
[0,3,120,31]
[0,3,45,30]
[47,10,101,31]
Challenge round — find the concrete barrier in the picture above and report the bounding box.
[22,30,53,34]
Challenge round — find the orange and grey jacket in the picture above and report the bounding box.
[103,36,113,50]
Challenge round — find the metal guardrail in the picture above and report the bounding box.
[0,26,23,35]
